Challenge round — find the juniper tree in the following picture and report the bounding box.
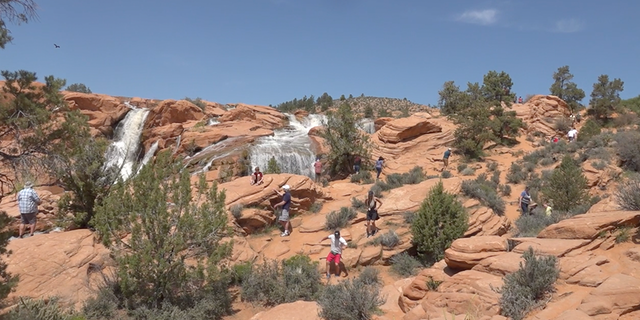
[93,151,232,312]
[65,83,92,93]
[0,0,38,48]
[549,66,585,113]
[589,74,624,121]
[0,211,18,300]
[541,155,588,212]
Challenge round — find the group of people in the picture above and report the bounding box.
[518,186,552,216]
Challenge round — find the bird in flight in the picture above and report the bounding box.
[54,44,60,48]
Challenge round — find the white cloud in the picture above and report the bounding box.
[554,19,585,33]
[456,9,498,26]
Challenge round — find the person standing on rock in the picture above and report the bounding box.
[17,181,41,238]
[250,167,264,185]
[519,186,532,215]
[319,230,348,280]
[365,190,383,238]
[273,184,293,237]
[567,128,578,142]
[375,157,384,180]
[313,158,322,183]
[353,155,362,174]
[442,148,452,171]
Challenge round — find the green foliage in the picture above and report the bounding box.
[82,288,118,319]
[553,117,572,133]
[549,66,585,113]
[66,83,92,93]
[588,74,624,120]
[0,0,37,49]
[8,297,80,320]
[615,227,631,243]
[93,152,232,310]
[482,70,516,106]
[438,81,464,115]
[402,211,415,224]
[506,162,527,184]
[310,201,323,213]
[350,170,373,184]
[319,103,372,177]
[390,252,422,276]
[241,255,321,306]
[514,211,556,237]
[277,94,317,113]
[614,131,640,172]
[0,211,18,300]
[460,174,505,215]
[499,184,512,197]
[426,276,443,291]
[487,161,499,172]
[542,155,589,212]
[377,230,400,248]
[357,267,381,286]
[615,173,640,210]
[377,108,391,117]
[318,277,385,320]
[363,105,374,118]
[578,119,601,142]
[317,92,333,112]
[325,207,357,230]
[441,170,452,178]
[620,95,640,114]
[264,156,281,174]
[184,97,206,110]
[230,204,243,219]
[351,197,367,212]
[498,247,559,320]
[411,182,467,264]
[460,167,475,176]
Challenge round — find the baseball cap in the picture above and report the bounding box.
[448,147,452,150]
[282,184,290,190]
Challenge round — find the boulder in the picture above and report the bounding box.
[512,95,572,137]
[64,92,129,136]
[511,238,590,257]
[377,114,442,144]
[582,161,623,189]
[472,251,523,276]
[222,103,287,129]
[374,117,394,132]
[444,236,509,270]
[577,273,640,317]
[465,206,510,237]
[146,99,206,127]
[537,211,640,239]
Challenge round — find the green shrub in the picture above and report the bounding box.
[82,288,118,319]
[378,230,400,248]
[241,255,321,306]
[553,117,572,133]
[390,252,422,276]
[592,160,607,170]
[498,247,559,320]
[487,161,499,172]
[351,197,366,212]
[370,183,383,198]
[9,297,79,320]
[506,163,527,184]
[230,204,243,220]
[310,201,323,213]
[490,170,501,186]
[461,176,505,215]
[426,276,443,291]
[615,227,631,243]
[66,83,92,94]
[325,207,357,230]
[539,157,556,166]
[460,167,475,176]
[578,119,601,142]
[350,171,373,184]
[184,97,207,110]
[411,182,467,264]
[541,155,589,212]
[615,174,640,210]
[441,170,452,178]
[514,212,556,237]
[357,267,381,286]
[614,131,640,172]
[264,156,281,174]
[385,173,405,189]
[402,166,426,184]
[403,211,415,224]
[499,184,512,197]
[318,278,385,320]
[231,261,253,285]
[457,163,468,173]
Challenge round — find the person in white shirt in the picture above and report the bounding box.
[567,128,578,142]
[319,230,348,280]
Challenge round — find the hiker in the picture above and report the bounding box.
[273,184,293,237]
[551,136,559,143]
[250,167,264,185]
[518,96,523,104]
[567,128,578,142]
[442,147,452,171]
[365,190,383,238]
[313,157,322,183]
[544,201,553,216]
[519,186,532,215]
[375,156,384,180]
[319,230,348,280]
[17,181,41,238]
[353,155,362,174]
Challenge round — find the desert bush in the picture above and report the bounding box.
[184,97,207,110]
[310,201,323,213]
[584,147,611,162]
[402,166,426,184]
[460,167,475,176]
[539,157,556,166]
[498,247,559,320]
[325,207,357,230]
[351,170,373,184]
[390,252,422,277]
[542,155,589,212]
[523,162,536,173]
[490,170,501,186]
[426,276,443,291]
[351,197,366,212]
[318,278,385,320]
[8,297,79,320]
[441,170,452,178]
[457,163,468,173]
[460,176,505,215]
[66,82,92,93]
[578,119,601,142]
[506,163,527,184]
[412,182,467,264]
[487,161,499,172]
[615,131,640,172]
[616,174,640,210]
[241,255,321,306]
[615,227,631,243]
[514,212,556,237]
[613,111,638,127]
[592,160,607,170]
[553,117,572,132]
[230,204,243,220]
[370,182,384,197]
[385,173,405,189]
[499,184,512,197]
[264,156,281,174]
[378,230,400,248]
[357,267,381,286]
[403,211,415,224]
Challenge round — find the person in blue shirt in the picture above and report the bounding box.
[519,186,532,215]
[273,184,293,237]
[375,157,384,180]
[17,181,41,238]
[442,148,452,171]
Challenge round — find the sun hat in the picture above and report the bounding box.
[24,181,33,188]
[282,184,290,190]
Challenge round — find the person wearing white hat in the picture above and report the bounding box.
[442,147,452,171]
[273,184,293,237]
[17,181,41,238]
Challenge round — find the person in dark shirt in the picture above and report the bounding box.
[353,155,362,174]
[273,184,293,237]
[375,157,384,180]
[250,167,264,185]
[442,148,452,171]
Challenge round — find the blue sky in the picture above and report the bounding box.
[2,0,638,106]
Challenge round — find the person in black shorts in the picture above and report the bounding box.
[365,190,382,238]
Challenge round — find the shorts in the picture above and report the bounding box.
[366,209,378,221]
[443,158,449,166]
[20,213,37,225]
[279,209,290,222]
[327,251,341,264]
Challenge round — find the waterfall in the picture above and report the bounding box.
[105,107,150,180]
[358,118,376,134]
[137,140,159,174]
[208,118,220,126]
[249,114,326,177]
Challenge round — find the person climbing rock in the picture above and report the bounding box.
[319,230,348,280]
[353,155,362,174]
[365,190,382,238]
[273,184,293,237]
[250,167,264,185]
[375,157,384,180]
[313,157,322,183]
[442,148,452,171]
[17,181,41,238]
[567,127,578,142]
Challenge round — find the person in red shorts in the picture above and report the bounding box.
[319,230,348,280]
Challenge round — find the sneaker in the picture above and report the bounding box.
[326,273,331,280]
[281,232,287,237]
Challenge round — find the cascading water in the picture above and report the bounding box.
[250,114,326,177]
[105,106,150,180]
[136,140,159,174]
[358,118,376,134]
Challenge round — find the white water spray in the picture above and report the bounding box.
[358,118,376,134]
[105,106,150,180]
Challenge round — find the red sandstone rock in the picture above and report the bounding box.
[444,236,509,270]
[537,211,640,239]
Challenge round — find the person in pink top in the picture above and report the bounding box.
[313,157,322,183]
